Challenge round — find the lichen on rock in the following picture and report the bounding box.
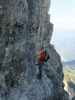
[0,0,69,100]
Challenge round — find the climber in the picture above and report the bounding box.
[37,48,49,64]
[37,48,49,79]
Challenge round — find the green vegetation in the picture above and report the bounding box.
[64,67,75,83]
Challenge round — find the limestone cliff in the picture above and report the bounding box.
[0,0,69,100]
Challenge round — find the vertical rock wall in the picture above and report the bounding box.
[0,0,69,100]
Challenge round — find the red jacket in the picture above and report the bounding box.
[38,48,46,64]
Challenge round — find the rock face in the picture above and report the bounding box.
[0,0,69,100]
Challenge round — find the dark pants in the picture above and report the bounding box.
[37,63,43,79]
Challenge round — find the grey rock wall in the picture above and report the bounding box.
[0,0,69,100]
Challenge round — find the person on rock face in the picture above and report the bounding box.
[37,48,49,79]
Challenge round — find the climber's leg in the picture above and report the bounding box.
[37,64,42,79]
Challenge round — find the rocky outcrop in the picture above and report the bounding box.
[0,0,69,100]
[67,81,75,100]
